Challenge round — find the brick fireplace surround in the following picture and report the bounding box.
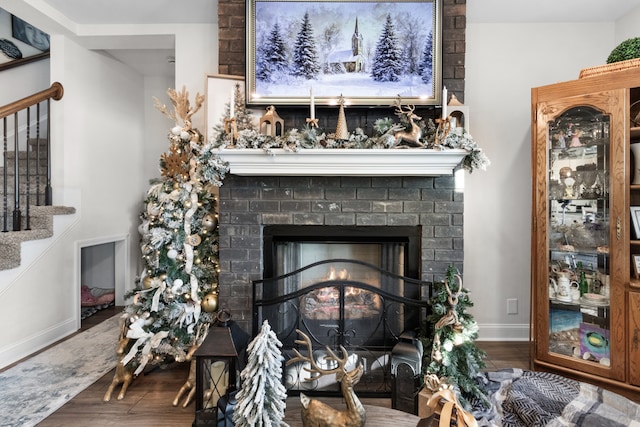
[218,174,463,333]
[215,0,467,333]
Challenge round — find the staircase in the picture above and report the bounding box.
[1,82,75,271]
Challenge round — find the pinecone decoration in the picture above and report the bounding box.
[335,95,349,140]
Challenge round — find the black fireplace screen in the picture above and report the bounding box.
[253,258,431,396]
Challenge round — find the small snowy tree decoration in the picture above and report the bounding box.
[233,320,289,427]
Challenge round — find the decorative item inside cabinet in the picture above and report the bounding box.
[629,86,640,289]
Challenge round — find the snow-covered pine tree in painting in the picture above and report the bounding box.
[233,320,289,427]
[292,11,320,79]
[399,14,424,75]
[371,14,403,82]
[419,31,434,84]
[257,22,289,82]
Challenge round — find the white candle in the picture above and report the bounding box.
[442,86,448,119]
[310,86,315,120]
[229,87,235,118]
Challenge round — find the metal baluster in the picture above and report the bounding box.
[35,102,41,206]
[2,117,7,232]
[25,106,31,230]
[45,99,52,205]
[12,112,21,231]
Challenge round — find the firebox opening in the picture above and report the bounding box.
[263,225,420,281]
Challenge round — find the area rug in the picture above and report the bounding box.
[0,314,121,427]
[475,369,640,427]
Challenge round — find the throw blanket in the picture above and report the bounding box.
[477,369,640,427]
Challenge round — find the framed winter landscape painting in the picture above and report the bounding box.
[246,0,442,107]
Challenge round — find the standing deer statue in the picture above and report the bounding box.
[392,104,424,148]
[286,330,365,427]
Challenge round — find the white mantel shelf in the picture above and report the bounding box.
[214,148,467,176]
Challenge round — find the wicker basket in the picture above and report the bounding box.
[579,58,640,78]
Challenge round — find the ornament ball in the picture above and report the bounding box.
[171,126,182,136]
[201,292,219,312]
[143,276,153,289]
[167,249,178,259]
[202,213,218,231]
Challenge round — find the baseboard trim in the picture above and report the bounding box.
[0,317,77,370]
[476,323,530,341]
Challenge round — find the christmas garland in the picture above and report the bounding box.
[210,90,490,173]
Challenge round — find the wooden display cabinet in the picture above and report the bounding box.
[531,67,640,399]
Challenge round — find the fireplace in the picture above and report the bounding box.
[217,170,462,396]
[262,225,420,338]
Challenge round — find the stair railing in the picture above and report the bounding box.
[1,82,64,232]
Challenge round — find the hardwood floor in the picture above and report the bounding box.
[35,306,531,426]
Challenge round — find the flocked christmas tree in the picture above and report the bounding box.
[233,320,289,427]
[421,265,490,410]
[211,82,256,147]
[116,87,229,378]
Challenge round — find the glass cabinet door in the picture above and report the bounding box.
[547,106,611,366]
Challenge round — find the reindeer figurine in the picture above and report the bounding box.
[103,317,134,401]
[172,323,211,407]
[392,104,424,148]
[286,330,365,427]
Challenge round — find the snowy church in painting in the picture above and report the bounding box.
[326,18,367,73]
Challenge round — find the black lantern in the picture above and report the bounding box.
[193,325,238,427]
[391,330,424,414]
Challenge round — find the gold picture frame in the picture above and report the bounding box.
[246,0,442,107]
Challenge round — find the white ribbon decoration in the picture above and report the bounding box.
[134,330,170,375]
[151,280,167,312]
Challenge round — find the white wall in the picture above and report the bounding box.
[0,35,149,367]
[615,8,640,42]
[464,21,615,340]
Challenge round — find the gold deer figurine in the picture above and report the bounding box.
[104,318,134,401]
[392,104,424,148]
[172,323,211,407]
[286,330,366,427]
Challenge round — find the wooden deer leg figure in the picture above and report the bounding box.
[173,359,197,407]
[286,330,366,427]
[104,318,134,402]
[103,354,134,401]
[172,323,210,407]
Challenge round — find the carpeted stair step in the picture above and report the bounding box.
[0,241,21,270]
[2,155,49,174]
[0,205,76,271]
[2,208,54,231]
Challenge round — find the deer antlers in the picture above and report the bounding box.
[395,103,417,118]
[153,86,204,129]
[287,330,350,380]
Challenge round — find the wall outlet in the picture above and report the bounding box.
[507,298,518,314]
